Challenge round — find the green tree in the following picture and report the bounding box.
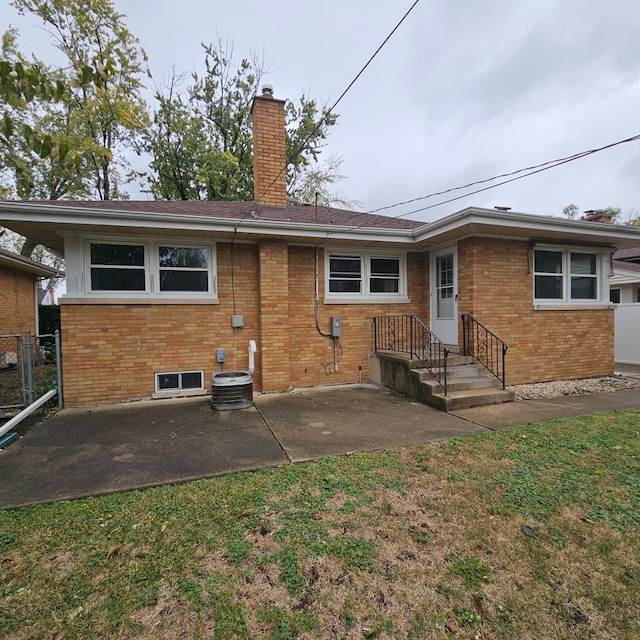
[10,0,150,200]
[0,27,93,199]
[144,40,343,204]
[144,77,239,201]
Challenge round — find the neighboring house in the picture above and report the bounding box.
[37,286,56,306]
[0,247,63,336]
[611,247,640,365]
[610,247,640,303]
[1,86,640,406]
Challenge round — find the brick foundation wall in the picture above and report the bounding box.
[458,237,614,384]
[0,267,36,334]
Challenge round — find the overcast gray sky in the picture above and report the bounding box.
[3,0,640,222]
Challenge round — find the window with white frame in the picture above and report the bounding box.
[88,241,216,296]
[534,248,605,303]
[155,370,204,393]
[326,251,406,300]
[90,243,146,291]
[158,246,209,292]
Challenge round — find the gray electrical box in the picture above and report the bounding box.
[231,314,244,328]
[216,348,226,363]
[330,317,342,337]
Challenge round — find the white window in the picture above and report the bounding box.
[155,370,204,393]
[534,248,606,304]
[90,243,146,291]
[87,240,216,297]
[158,247,209,292]
[325,250,408,303]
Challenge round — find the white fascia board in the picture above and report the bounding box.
[0,202,417,245]
[411,207,640,245]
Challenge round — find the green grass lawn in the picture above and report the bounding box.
[1,410,639,639]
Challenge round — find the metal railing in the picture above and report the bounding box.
[461,314,508,389]
[374,315,449,395]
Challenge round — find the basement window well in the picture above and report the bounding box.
[155,370,204,394]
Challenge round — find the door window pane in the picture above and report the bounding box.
[436,254,455,318]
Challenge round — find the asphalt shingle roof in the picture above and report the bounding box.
[20,200,425,231]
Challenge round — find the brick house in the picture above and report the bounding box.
[0,247,62,336]
[1,86,640,406]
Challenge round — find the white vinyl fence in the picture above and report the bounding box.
[615,304,640,364]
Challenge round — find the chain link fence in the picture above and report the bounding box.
[0,330,62,417]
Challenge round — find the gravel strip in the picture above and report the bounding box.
[508,375,640,400]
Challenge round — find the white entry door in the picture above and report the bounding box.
[431,247,458,345]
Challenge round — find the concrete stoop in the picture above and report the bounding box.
[374,351,515,412]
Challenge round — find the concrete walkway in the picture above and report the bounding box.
[1,383,640,510]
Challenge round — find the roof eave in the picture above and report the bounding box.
[0,249,64,278]
[412,206,640,248]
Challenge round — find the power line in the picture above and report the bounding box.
[252,0,421,207]
[366,132,640,219]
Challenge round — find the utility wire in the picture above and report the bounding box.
[364,131,640,220]
[252,0,421,206]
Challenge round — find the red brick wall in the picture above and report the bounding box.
[458,237,614,384]
[0,267,36,334]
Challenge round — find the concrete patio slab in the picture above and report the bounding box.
[1,383,639,510]
[0,396,287,509]
[255,384,487,462]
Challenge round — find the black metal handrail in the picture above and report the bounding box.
[461,314,508,388]
[373,315,449,395]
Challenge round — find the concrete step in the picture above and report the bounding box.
[374,350,514,413]
[413,372,500,393]
[433,387,515,412]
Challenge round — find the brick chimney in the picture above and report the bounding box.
[582,209,613,224]
[251,85,287,211]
